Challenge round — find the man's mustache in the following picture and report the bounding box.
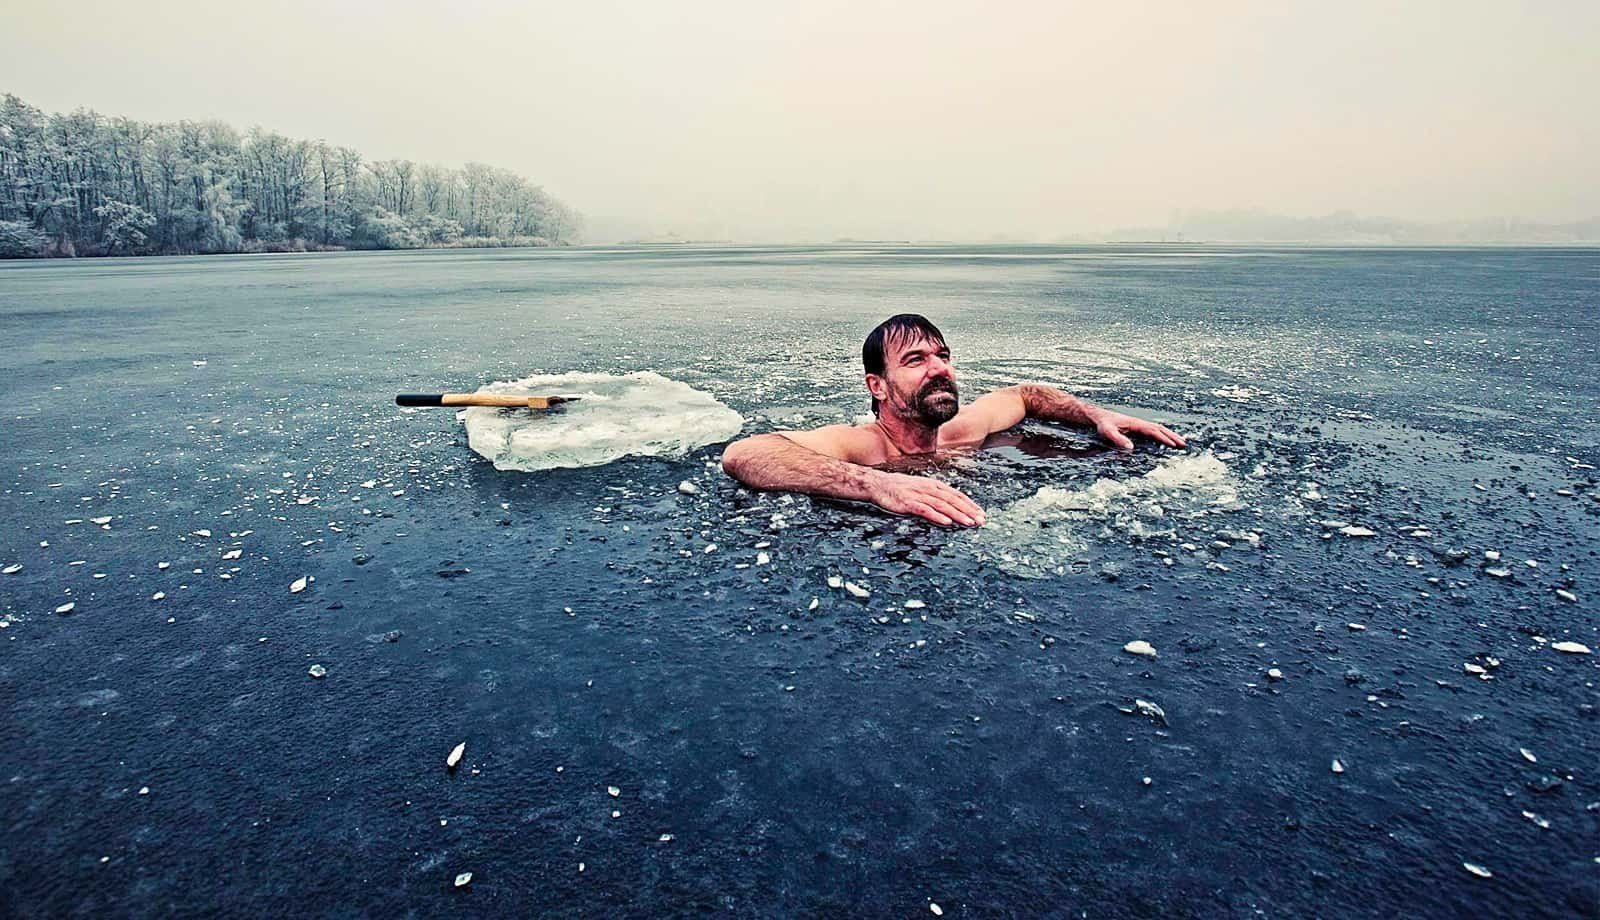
[919,378,958,398]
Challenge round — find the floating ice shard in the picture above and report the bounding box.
[1123,640,1157,658]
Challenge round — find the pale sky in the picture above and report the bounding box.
[3,0,1595,240]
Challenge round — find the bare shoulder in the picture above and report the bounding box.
[774,424,889,465]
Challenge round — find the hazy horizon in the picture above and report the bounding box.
[3,1,1595,242]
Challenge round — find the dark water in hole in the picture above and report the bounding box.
[1,245,1596,917]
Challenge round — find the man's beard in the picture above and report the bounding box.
[909,378,959,426]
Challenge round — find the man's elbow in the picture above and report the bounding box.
[721,434,769,481]
[722,433,790,485]
[721,437,752,480]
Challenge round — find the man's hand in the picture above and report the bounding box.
[869,471,986,527]
[1091,409,1187,450]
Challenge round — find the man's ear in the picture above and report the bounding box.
[865,373,888,403]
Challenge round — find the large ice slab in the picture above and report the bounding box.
[463,371,744,471]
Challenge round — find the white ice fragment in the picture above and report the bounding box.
[826,575,843,589]
[1,564,20,575]
[1555,589,1577,603]
[454,872,472,887]
[151,592,165,601]
[904,599,926,610]
[844,582,870,598]
[930,904,943,916]
[90,516,112,525]
[361,480,377,488]
[222,549,242,560]
[807,597,819,611]
[1122,640,1157,658]
[1551,641,1591,655]
[1462,862,1492,879]
[192,529,211,538]
[1464,663,1486,675]
[138,786,149,795]
[677,480,698,495]
[703,543,717,554]
[1347,623,1367,631]
[1520,748,1537,764]
[308,664,327,679]
[658,834,674,842]
[1331,759,1345,774]
[447,742,466,769]
[1339,526,1376,538]
[1319,520,1350,529]
[1484,567,1511,579]
[157,561,169,570]
[1521,810,1549,829]
[55,602,75,615]
[1267,668,1284,681]
[1133,699,1166,724]
[607,786,620,798]
[289,576,310,594]
[1484,549,1501,561]
[756,552,770,566]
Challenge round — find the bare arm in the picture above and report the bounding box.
[721,431,986,527]
[947,385,1186,449]
[720,432,884,503]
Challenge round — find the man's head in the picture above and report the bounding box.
[862,313,959,426]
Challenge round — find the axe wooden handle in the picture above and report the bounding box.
[396,393,576,409]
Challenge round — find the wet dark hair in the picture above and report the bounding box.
[862,313,946,417]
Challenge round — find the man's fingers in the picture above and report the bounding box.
[923,493,980,528]
[1142,422,1184,448]
[923,480,986,525]
[913,488,973,527]
[908,502,955,527]
[1102,415,1187,450]
[1098,422,1135,450]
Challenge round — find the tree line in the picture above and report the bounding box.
[0,93,582,257]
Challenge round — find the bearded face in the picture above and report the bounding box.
[874,335,960,427]
[908,375,959,425]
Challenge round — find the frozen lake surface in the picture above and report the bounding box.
[1,245,1596,916]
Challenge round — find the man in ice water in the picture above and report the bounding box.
[721,313,1187,527]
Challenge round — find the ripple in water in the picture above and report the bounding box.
[463,371,745,471]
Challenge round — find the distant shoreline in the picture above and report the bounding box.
[6,239,1597,264]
